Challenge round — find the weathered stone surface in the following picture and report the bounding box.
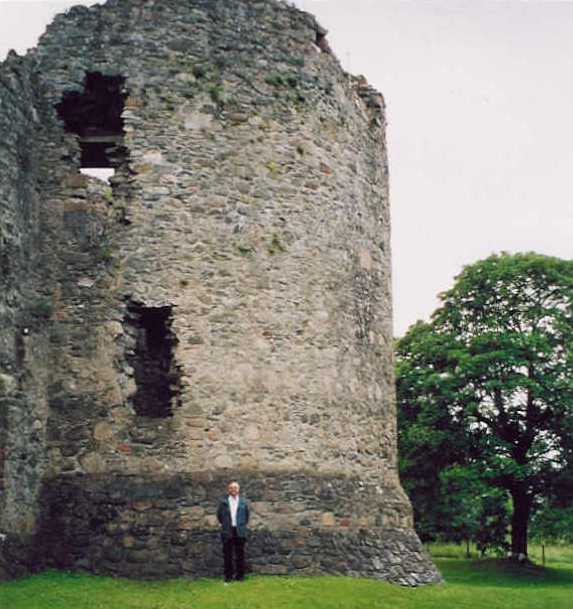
[0,0,440,585]
[30,473,440,585]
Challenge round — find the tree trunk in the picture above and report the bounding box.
[510,483,532,558]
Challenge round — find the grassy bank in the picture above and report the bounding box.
[1,545,572,609]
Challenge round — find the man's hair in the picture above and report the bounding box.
[227,480,240,486]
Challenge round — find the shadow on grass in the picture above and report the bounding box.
[436,557,573,588]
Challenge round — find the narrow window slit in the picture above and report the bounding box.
[124,302,181,418]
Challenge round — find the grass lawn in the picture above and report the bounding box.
[1,545,572,609]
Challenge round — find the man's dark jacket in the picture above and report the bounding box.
[217,496,250,540]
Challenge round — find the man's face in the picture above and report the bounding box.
[228,482,240,497]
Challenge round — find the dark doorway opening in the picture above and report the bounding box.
[125,303,181,418]
[56,72,127,170]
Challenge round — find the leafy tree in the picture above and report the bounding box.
[397,252,573,558]
[397,322,468,541]
[531,464,573,544]
[440,465,510,556]
[397,327,510,553]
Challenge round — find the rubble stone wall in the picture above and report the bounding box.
[38,471,436,585]
[0,0,440,585]
[0,51,53,578]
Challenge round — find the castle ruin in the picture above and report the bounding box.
[0,0,440,585]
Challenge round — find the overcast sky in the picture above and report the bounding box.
[1,0,572,336]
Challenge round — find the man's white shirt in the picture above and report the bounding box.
[228,495,239,527]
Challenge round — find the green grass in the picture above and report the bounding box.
[1,546,572,609]
[428,541,573,564]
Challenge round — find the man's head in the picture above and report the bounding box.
[227,480,240,497]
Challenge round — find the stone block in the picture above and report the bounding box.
[62,174,89,189]
[320,512,336,527]
[94,422,114,442]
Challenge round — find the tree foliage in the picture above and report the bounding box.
[397,252,573,557]
[530,464,573,544]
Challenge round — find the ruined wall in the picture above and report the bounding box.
[0,0,440,585]
[0,51,52,577]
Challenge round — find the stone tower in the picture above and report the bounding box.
[0,0,439,584]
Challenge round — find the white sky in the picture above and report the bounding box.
[1,0,572,337]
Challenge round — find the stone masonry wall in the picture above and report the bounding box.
[0,51,53,578]
[0,0,440,584]
[34,0,401,490]
[38,472,435,585]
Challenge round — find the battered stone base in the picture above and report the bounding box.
[0,534,37,581]
[30,473,441,586]
[249,528,442,586]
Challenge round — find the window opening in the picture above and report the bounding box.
[56,72,127,170]
[124,303,181,418]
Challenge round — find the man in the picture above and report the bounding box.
[216,480,250,583]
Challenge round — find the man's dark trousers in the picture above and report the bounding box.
[223,526,245,581]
